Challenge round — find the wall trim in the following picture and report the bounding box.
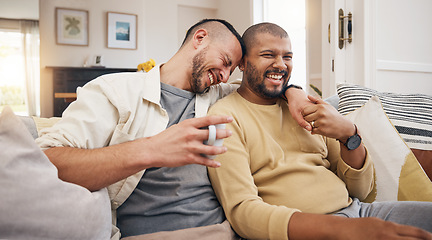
[177,0,218,9]
[376,60,432,73]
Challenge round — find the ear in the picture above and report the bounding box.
[192,29,209,49]
[238,57,246,72]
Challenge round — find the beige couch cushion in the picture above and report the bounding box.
[0,106,111,239]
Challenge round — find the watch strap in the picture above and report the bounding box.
[287,84,303,90]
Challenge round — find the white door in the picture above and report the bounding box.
[320,0,432,98]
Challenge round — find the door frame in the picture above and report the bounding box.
[320,0,377,97]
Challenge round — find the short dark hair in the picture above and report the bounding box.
[181,19,246,58]
[242,22,289,55]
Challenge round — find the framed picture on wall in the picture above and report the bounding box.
[107,12,137,50]
[56,8,89,46]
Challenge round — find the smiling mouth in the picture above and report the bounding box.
[267,74,283,81]
[265,73,286,86]
[208,71,215,85]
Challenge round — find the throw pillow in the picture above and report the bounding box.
[337,83,432,151]
[345,96,432,202]
[0,106,111,239]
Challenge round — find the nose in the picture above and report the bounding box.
[219,67,231,83]
[273,56,286,69]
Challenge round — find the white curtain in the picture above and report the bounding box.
[20,20,40,116]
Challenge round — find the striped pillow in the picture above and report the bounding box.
[337,83,432,150]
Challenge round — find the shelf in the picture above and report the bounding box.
[48,66,137,116]
[54,92,77,103]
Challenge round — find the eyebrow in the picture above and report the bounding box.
[259,50,293,55]
[226,55,236,74]
[226,55,233,67]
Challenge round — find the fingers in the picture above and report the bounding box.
[182,116,232,160]
[189,115,234,129]
[289,97,316,131]
[303,95,328,116]
[302,96,335,134]
[202,125,231,160]
[292,113,313,131]
[176,115,233,143]
[200,124,232,143]
[203,159,222,168]
[302,105,318,126]
[307,94,325,104]
[215,127,232,140]
[303,95,328,115]
[307,94,319,103]
[194,154,222,168]
[148,116,233,168]
[197,144,228,166]
[185,115,234,140]
[396,225,432,240]
[197,146,227,164]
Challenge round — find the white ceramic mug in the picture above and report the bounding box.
[204,124,226,159]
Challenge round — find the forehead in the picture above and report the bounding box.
[216,35,243,63]
[252,32,292,53]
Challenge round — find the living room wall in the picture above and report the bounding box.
[39,0,251,117]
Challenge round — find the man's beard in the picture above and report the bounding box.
[191,48,209,94]
[245,61,289,98]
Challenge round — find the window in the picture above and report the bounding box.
[0,30,26,115]
[256,0,307,89]
[0,19,40,116]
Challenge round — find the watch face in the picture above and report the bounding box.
[346,134,362,150]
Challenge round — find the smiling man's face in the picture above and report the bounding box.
[189,34,242,94]
[241,32,293,104]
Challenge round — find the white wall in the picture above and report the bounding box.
[39,0,252,117]
[216,0,253,82]
[144,0,251,82]
[374,0,432,94]
[39,0,147,116]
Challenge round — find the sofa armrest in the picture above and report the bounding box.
[18,116,38,139]
[17,116,62,140]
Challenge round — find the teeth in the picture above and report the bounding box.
[208,72,214,84]
[267,74,282,80]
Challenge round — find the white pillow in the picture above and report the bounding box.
[0,107,111,239]
[345,96,432,202]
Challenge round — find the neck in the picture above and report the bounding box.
[237,84,278,105]
[160,49,193,91]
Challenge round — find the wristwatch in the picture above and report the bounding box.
[340,124,362,150]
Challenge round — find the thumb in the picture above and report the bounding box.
[307,95,325,104]
[291,110,313,131]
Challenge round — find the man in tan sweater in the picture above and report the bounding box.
[207,22,432,240]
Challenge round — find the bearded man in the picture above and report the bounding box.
[207,22,432,240]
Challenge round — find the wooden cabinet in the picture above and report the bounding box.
[48,67,136,117]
